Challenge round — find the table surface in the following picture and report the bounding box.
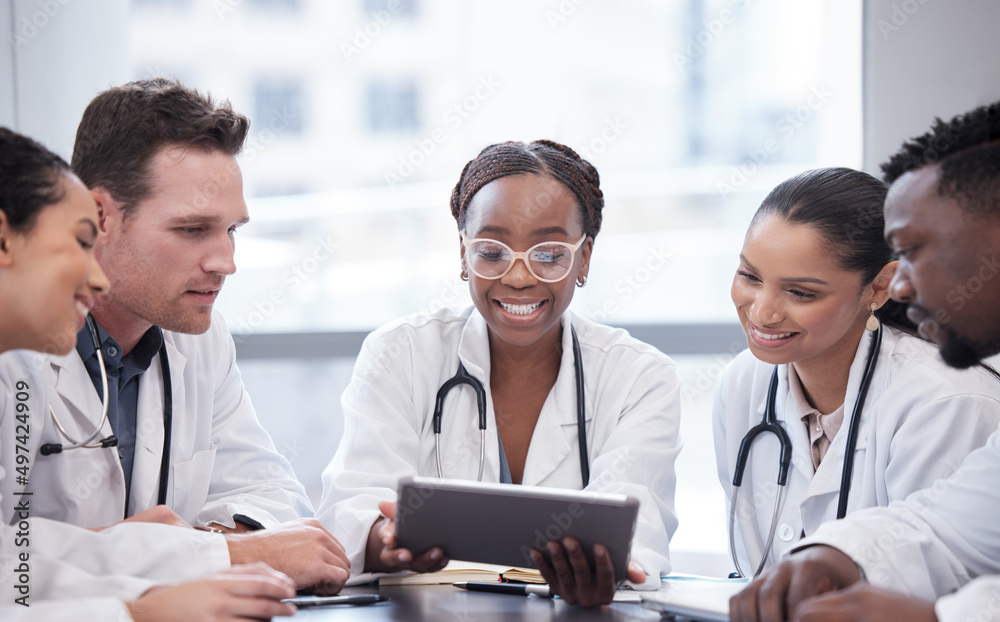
[279,584,672,621]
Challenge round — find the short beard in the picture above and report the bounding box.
[938,325,1000,369]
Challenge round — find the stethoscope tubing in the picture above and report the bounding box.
[41,315,173,508]
[433,324,589,488]
[728,324,883,578]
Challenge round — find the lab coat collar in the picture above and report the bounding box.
[455,308,585,428]
[800,329,884,505]
[51,350,112,440]
[455,308,584,486]
[129,336,187,514]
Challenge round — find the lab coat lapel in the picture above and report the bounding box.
[455,311,501,481]
[51,352,114,441]
[801,331,878,526]
[520,314,578,488]
[775,365,814,485]
[129,340,187,514]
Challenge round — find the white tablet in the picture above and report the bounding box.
[394,476,640,582]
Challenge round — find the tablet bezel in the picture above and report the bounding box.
[394,476,640,582]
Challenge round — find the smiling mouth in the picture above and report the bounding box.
[752,328,795,340]
[498,301,544,315]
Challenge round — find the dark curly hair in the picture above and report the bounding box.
[881,101,1000,217]
[71,77,250,216]
[449,140,604,238]
[0,127,72,232]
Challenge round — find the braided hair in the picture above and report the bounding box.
[449,140,604,238]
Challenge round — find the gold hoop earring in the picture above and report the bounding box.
[576,275,587,288]
[866,302,880,332]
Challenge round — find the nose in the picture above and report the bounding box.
[88,255,110,295]
[500,255,538,288]
[203,230,238,276]
[889,266,914,302]
[747,290,783,326]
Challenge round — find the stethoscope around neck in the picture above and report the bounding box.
[432,324,590,488]
[728,323,883,579]
[38,315,174,507]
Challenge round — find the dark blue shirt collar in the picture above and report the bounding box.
[76,320,164,376]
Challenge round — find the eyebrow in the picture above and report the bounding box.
[739,254,829,285]
[474,225,570,237]
[168,214,251,227]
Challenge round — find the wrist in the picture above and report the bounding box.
[364,516,390,573]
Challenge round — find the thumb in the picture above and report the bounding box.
[378,500,397,521]
[627,562,648,585]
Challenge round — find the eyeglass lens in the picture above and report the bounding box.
[467,240,574,281]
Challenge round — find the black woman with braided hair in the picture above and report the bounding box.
[319,140,681,607]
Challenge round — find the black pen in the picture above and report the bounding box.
[283,594,387,608]
[454,581,552,598]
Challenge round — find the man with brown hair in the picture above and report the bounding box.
[0,78,349,594]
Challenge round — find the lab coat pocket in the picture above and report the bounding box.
[170,446,218,518]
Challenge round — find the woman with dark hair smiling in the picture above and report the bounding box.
[320,140,681,607]
[715,167,1000,579]
[0,127,298,621]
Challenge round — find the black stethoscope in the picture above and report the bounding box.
[40,315,174,506]
[728,323,883,579]
[432,324,590,488]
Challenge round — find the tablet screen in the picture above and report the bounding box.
[394,476,640,581]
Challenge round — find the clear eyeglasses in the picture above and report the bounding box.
[462,233,587,283]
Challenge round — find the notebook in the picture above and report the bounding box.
[640,575,747,622]
[378,560,544,586]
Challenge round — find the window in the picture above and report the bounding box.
[366,80,420,134]
[253,80,304,136]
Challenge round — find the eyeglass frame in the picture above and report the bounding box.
[461,232,589,283]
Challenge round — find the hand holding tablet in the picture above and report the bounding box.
[392,477,641,583]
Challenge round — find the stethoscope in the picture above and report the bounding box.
[728,323,883,579]
[432,324,590,488]
[39,315,174,506]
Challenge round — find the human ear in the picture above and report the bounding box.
[577,235,594,282]
[89,187,121,240]
[868,260,899,308]
[0,212,11,267]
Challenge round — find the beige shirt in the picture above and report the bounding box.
[788,365,845,470]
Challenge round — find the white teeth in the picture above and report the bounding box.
[500,301,542,315]
[75,300,89,316]
[754,327,794,340]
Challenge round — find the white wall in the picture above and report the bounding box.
[0,0,129,159]
[863,0,1000,173]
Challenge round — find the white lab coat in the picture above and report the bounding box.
[794,424,1000,621]
[0,311,309,599]
[318,307,681,588]
[714,325,1000,573]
